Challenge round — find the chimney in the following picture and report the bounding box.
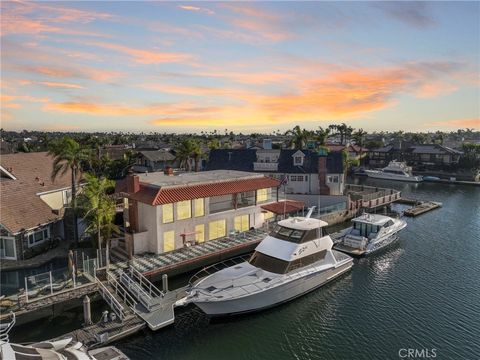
[318,155,330,195]
[127,174,140,193]
[164,166,174,176]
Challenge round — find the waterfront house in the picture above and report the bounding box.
[0,152,74,260]
[206,149,344,195]
[406,144,462,168]
[116,170,281,256]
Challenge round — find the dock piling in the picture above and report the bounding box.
[83,295,92,327]
[162,274,168,293]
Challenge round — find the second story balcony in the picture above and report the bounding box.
[253,162,278,172]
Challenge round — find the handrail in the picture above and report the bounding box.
[188,254,252,287]
[106,272,139,314]
[128,266,164,298]
[95,275,126,320]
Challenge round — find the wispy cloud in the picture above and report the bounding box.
[374,2,435,28]
[178,5,215,15]
[87,41,194,64]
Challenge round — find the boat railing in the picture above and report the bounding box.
[188,254,252,287]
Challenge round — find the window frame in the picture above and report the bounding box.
[27,227,50,248]
[162,203,174,224]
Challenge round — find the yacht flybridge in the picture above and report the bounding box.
[178,208,353,316]
[334,213,407,256]
[365,160,423,182]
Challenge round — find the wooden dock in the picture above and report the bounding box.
[403,201,442,217]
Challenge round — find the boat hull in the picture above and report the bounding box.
[192,261,353,316]
[365,171,422,182]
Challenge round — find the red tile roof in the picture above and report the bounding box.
[117,176,281,205]
[260,200,305,215]
[1,152,72,233]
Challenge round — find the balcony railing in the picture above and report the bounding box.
[253,162,278,171]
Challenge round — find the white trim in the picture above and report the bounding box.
[36,186,72,196]
[0,165,17,180]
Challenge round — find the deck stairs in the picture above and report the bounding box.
[107,266,184,330]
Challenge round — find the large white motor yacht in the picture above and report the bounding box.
[178,209,353,316]
[365,161,422,182]
[334,213,407,256]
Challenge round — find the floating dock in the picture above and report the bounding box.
[403,201,442,217]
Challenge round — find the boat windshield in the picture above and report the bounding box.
[269,225,323,243]
[249,251,289,274]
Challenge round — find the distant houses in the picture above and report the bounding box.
[133,150,176,173]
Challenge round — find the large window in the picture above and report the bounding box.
[195,224,205,243]
[0,237,16,259]
[208,219,226,241]
[163,230,175,252]
[256,188,271,203]
[234,214,249,232]
[249,251,289,274]
[162,204,174,223]
[209,194,235,214]
[287,250,327,272]
[193,198,204,217]
[27,228,49,247]
[177,200,191,220]
[237,191,255,208]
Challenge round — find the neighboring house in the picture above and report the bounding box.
[99,144,132,160]
[0,152,73,260]
[133,150,176,173]
[116,170,280,256]
[406,144,462,167]
[206,149,345,195]
[368,144,462,168]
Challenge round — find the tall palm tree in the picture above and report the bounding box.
[286,125,310,149]
[352,128,367,147]
[49,137,89,246]
[175,139,202,171]
[315,127,331,146]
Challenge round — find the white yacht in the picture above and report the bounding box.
[365,161,423,182]
[334,213,407,256]
[178,209,353,316]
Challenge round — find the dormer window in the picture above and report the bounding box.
[292,150,305,166]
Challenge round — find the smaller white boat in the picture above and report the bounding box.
[365,161,422,182]
[334,213,407,256]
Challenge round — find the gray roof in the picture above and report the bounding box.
[410,144,462,155]
[137,170,263,187]
[139,150,175,162]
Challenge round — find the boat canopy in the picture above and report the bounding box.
[352,213,394,226]
[277,217,328,231]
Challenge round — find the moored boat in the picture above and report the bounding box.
[365,161,422,182]
[333,213,407,256]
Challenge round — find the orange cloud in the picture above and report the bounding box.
[88,41,193,64]
[39,81,85,89]
[18,65,123,82]
[427,118,480,129]
[415,81,458,98]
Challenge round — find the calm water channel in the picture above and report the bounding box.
[10,178,480,360]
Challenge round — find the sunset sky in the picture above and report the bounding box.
[1,1,479,133]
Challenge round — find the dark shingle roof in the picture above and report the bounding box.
[139,150,175,162]
[206,149,343,174]
[206,149,256,172]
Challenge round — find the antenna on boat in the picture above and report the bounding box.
[306,206,316,219]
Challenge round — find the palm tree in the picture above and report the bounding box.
[285,125,310,149]
[78,173,119,269]
[49,137,89,246]
[315,127,331,146]
[175,139,202,171]
[352,128,367,147]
